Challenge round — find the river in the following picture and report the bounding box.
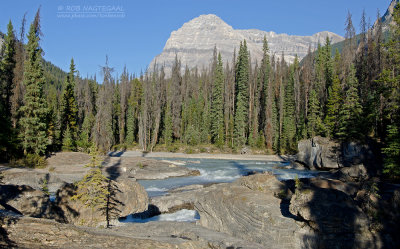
[119,156,326,224]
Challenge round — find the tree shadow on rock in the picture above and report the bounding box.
[104,157,122,181]
[0,211,18,248]
[101,179,124,228]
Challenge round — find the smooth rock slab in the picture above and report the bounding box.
[194,173,314,249]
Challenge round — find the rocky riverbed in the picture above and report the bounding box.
[1,147,400,248]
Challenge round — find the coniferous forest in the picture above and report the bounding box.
[0,6,399,179]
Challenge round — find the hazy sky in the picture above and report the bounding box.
[0,0,391,78]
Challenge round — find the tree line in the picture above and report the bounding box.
[0,6,399,177]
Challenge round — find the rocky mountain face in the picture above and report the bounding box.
[149,14,344,74]
[381,0,400,28]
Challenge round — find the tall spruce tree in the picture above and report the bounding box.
[0,20,17,160]
[325,75,343,138]
[210,52,225,147]
[234,40,249,148]
[337,64,362,140]
[61,58,78,150]
[282,59,297,152]
[308,89,323,138]
[19,10,49,156]
[261,36,274,151]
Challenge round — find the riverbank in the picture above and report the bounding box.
[109,150,286,161]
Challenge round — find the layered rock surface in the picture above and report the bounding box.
[1,210,263,248]
[149,14,344,74]
[194,173,314,248]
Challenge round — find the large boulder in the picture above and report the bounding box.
[55,178,148,227]
[297,136,375,170]
[289,185,376,248]
[0,185,51,218]
[297,136,339,169]
[194,173,315,249]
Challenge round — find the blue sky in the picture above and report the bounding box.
[0,0,391,78]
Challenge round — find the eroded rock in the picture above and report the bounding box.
[289,186,376,248]
[0,185,51,218]
[194,173,314,248]
[55,178,148,227]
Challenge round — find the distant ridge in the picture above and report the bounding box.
[149,14,344,74]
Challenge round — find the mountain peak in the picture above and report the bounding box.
[150,15,344,75]
[180,14,233,31]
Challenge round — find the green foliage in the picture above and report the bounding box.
[184,124,200,146]
[210,53,225,147]
[378,3,400,177]
[19,14,49,156]
[13,153,47,168]
[60,58,78,150]
[40,176,49,196]
[71,147,110,211]
[383,125,400,177]
[337,64,362,140]
[164,100,173,146]
[281,60,297,153]
[0,20,16,161]
[77,114,94,152]
[294,175,302,192]
[325,75,343,137]
[62,125,75,151]
[234,40,249,148]
[308,89,324,137]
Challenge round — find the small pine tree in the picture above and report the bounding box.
[62,125,75,151]
[71,146,110,214]
[77,114,94,152]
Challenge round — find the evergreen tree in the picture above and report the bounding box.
[382,125,400,176]
[308,89,323,138]
[337,64,362,140]
[325,75,343,137]
[61,58,78,150]
[0,20,16,160]
[282,60,297,152]
[323,37,333,103]
[261,36,274,151]
[62,125,75,151]
[210,52,225,147]
[379,3,400,177]
[125,78,142,144]
[164,82,173,146]
[19,11,49,156]
[234,40,249,148]
[77,113,94,151]
[71,146,110,224]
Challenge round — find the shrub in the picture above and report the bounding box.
[12,154,47,168]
